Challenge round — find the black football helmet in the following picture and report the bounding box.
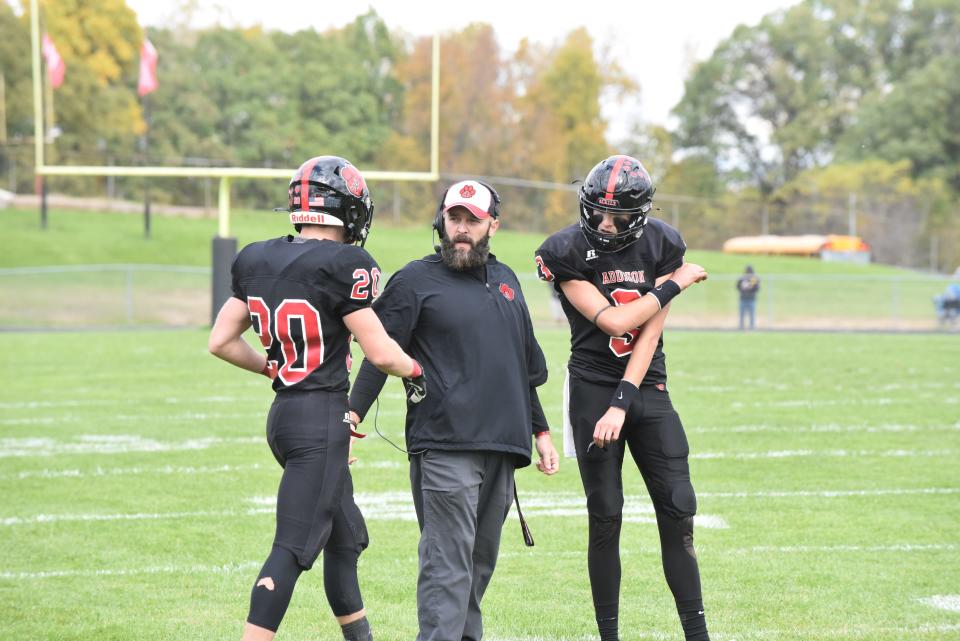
[285,156,374,246]
[579,154,655,252]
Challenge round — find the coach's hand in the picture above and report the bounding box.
[535,432,559,475]
[593,407,626,449]
[403,359,427,404]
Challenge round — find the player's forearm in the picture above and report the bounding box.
[596,295,663,337]
[357,335,417,378]
[617,305,669,390]
[530,386,549,435]
[208,336,266,375]
[348,358,390,421]
[597,281,682,337]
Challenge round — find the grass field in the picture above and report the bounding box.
[0,207,954,330]
[1,327,958,640]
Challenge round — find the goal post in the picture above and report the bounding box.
[29,0,441,323]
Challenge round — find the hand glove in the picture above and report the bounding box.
[403,359,427,404]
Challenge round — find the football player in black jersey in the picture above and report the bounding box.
[535,155,710,641]
[209,156,425,641]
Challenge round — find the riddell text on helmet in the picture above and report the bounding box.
[289,212,342,226]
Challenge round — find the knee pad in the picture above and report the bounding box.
[654,480,697,521]
[247,545,303,632]
[671,481,697,517]
[323,548,364,617]
[588,513,623,552]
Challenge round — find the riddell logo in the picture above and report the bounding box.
[290,212,331,225]
[598,197,619,207]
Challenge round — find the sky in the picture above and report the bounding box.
[126,0,800,139]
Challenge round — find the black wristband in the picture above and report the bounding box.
[647,279,681,309]
[609,379,639,411]
[591,304,613,326]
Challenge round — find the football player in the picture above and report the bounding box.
[535,155,710,641]
[209,156,424,641]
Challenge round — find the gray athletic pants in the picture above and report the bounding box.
[409,449,515,641]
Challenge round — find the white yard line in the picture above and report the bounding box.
[0,435,262,458]
[0,561,261,580]
[918,595,960,613]
[693,448,955,460]
[1,462,267,481]
[688,422,960,434]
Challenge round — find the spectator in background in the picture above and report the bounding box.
[736,265,760,330]
[934,269,960,326]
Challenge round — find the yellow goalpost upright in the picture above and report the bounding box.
[28,0,441,322]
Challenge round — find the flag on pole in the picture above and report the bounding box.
[138,39,159,97]
[41,34,66,89]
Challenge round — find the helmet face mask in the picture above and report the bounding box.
[285,156,374,246]
[578,155,655,252]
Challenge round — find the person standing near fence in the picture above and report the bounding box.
[535,154,711,641]
[736,265,760,330]
[208,156,426,641]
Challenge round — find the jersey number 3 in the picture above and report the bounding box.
[608,289,641,357]
[246,297,324,386]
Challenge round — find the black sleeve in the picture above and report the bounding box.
[530,386,549,435]
[348,267,419,420]
[349,359,387,421]
[230,251,247,301]
[535,239,587,284]
[325,246,382,318]
[656,224,687,278]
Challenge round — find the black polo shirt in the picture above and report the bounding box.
[348,252,548,467]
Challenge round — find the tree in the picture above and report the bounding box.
[672,0,960,194]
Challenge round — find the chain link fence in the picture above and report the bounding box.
[1,265,955,332]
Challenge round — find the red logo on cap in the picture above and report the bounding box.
[499,283,515,301]
[341,165,366,197]
[460,184,476,198]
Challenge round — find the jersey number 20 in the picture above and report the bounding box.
[246,297,324,385]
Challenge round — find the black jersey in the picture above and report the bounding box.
[230,235,381,393]
[535,219,685,386]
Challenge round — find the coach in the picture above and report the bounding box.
[349,179,559,641]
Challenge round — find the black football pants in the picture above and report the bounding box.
[569,374,704,624]
[246,391,369,632]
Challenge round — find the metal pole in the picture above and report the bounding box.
[218,176,231,237]
[762,202,769,235]
[430,33,440,179]
[848,192,857,237]
[30,0,46,228]
[143,94,151,239]
[30,0,43,176]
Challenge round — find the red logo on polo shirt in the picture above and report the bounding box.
[499,283,515,301]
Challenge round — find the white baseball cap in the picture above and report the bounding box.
[442,180,496,219]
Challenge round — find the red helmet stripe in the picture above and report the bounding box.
[604,155,628,201]
[301,157,321,212]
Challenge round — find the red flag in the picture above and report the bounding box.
[41,34,65,89]
[138,39,159,97]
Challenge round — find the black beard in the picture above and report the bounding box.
[440,233,491,271]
